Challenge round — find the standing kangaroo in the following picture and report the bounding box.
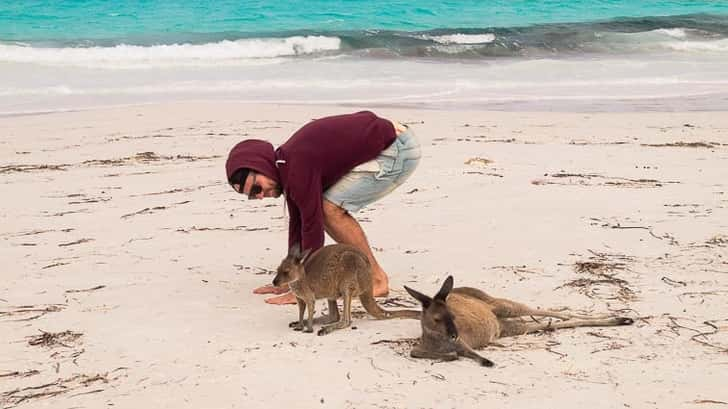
[272,244,420,336]
[404,276,634,366]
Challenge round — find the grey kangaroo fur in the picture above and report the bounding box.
[404,276,634,366]
[272,243,420,336]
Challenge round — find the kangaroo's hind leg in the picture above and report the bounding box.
[452,287,607,320]
[499,301,614,321]
[491,298,607,321]
[317,291,353,336]
[289,299,339,328]
[319,299,340,324]
[499,316,634,338]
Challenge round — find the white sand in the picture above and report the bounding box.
[1,102,727,408]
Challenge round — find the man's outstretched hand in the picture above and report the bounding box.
[264,292,297,305]
[253,284,289,295]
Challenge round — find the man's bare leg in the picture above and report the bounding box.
[323,199,389,297]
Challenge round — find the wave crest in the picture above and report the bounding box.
[426,33,496,44]
[0,35,341,67]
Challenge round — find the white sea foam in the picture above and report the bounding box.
[0,36,341,68]
[430,44,481,54]
[426,33,496,44]
[595,28,728,54]
[652,28,688,38]
[663,39,728,52]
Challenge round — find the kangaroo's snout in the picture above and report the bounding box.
[446,319,458,340]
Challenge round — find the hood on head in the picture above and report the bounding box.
[225,139,280,184]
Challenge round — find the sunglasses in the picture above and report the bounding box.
[246,172,262,199]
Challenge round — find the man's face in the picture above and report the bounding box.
[233,172,281,200]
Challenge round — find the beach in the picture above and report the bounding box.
[1,102,727,408]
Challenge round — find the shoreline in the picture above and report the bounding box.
[5,92,728,119]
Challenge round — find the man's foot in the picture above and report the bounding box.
[265,292,298,305]
[253,284,289,295]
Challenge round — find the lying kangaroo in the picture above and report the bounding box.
[272,244,420,336]
[404,276,634,366]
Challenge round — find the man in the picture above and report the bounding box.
[225,111,421,304]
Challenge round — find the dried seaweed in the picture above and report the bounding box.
[121,201,190,219]
[176,225,268,233]
[641,142,718,148]
[690,399,728,405]
[707,235,728,246]
[58,238,94,247]
[0,370,39,379]
[457,137,516,143]
[41,262,70,270]
[574,260,627,275]
[0,369,126,408]
[233,265,276,275]
[532,172,680,188]
[557,252,636,302]
[0,305,65,322]
[27,330,83,348]
[0,164,70,174]
[666,317,728,353]
[81,152,219,167]
[661,277,687,287]
[380,296,418,309]
[65,285,106,294]
[0,152,219,177]
[649,230,679,246]
[67,197,111,205]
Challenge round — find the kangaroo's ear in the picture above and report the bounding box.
[288,243,301,258]
[298,248,313,264]
[434,276,454,301]
[404,285,432,309]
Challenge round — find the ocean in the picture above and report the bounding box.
[2,1,728,114]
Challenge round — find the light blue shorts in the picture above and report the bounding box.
[324,127,421,213]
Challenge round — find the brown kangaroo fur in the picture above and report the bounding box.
[404,276,634,366]
[272,244,420,336]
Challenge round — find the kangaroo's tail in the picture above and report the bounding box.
[359,292,420,320]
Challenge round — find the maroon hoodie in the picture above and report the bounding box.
[225,111,396,252]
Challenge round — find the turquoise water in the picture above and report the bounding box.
[2,0,728,43]
[2,1,728,114]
